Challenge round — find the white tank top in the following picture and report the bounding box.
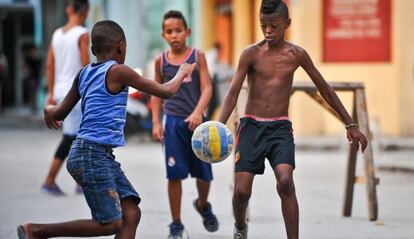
[51,25,88,100]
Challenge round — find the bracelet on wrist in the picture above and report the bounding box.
[345,123,358,129]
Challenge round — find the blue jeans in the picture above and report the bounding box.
[67,138,140,223]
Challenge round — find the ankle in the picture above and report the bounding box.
[43,181,55,186]
[172,219,182,225]
[235,222,247,231]
[196,198,207,209]
[24,223,40,239]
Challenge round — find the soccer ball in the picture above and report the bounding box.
[191,121,234,163]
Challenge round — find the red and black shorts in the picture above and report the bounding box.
[234,114,295,174]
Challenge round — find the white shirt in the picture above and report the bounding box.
[51,25,88,100]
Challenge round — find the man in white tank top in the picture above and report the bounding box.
[41,0,90,196]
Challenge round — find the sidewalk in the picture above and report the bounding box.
[1,128,414,238]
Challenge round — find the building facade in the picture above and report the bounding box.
[199,0,414,137]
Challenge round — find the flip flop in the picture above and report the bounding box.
[17,225,27,239]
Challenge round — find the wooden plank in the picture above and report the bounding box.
[343,98,358,217]
[292,81,365,91]
[343,142,359,217]
[355,89,378,221]
[304,91,343,122]
[354,176,380,185]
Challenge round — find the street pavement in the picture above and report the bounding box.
[1,128,414,239]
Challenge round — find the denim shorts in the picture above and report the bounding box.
[67,138,140,224]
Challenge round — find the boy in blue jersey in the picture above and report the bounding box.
[151,10,218,239]
[17,20,195,239]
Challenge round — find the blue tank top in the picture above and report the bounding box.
[76,60,128,147]
[161,48,200,117]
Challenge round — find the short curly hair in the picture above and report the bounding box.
[91,20,126,55]
[162,10,188,30]
[260,0,289,19]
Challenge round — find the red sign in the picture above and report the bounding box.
[323,0,391,62]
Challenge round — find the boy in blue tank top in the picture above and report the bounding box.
[152,10,218,239]
[17,20,195,239]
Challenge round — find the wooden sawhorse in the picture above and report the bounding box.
[291,81,379,221]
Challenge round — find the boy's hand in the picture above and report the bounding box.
[47,93,56,105]
[346,127,368,152]
[152,122,164,142]
[177,63,196,80]
[185,109,203,131]
[44,105,62,129]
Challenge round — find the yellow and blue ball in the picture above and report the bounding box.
[191,121,234,163]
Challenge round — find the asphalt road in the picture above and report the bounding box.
[1,128,413,238]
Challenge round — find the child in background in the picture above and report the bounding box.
[152,10,218,239]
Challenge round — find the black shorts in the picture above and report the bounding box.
[234,116,295,174]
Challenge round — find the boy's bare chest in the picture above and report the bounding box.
[251,52,298,78]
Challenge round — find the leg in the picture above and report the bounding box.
[195,178,210,209]
[233,172,255,230]
[43,157,64,186]
[163,115,186,224]
[168,179,182,223]
[43,135,75,186]
[274,164,299,239]
[20,218,122,239]
[194,178,219,232]
[167,179,186,237]
[114,197,141,239]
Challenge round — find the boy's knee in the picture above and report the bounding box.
[124,205,141,225]
[277,177,295,196]
[169,178,182,184]
[233,187,251,202]
[103,219,123,235]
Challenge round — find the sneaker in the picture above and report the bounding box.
[75,185,83,194]
[233,224,248,239]
[41,184,65,196]
[17,225,27,239]
[193,199,219,232]
[168,222,185,239]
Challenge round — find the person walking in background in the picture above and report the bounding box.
[205,42,234,119]
[152,10,218,239]
[41,0,90,196]
[205,42,220,119]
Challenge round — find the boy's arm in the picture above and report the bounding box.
[79,32,90,66]
[295,47,367,151]
[185,50,212,130]
[44,73,81,129]
[46,45,55,105]
[218,48,251,124]
[151,56,164,142]
[107,63,195,99]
